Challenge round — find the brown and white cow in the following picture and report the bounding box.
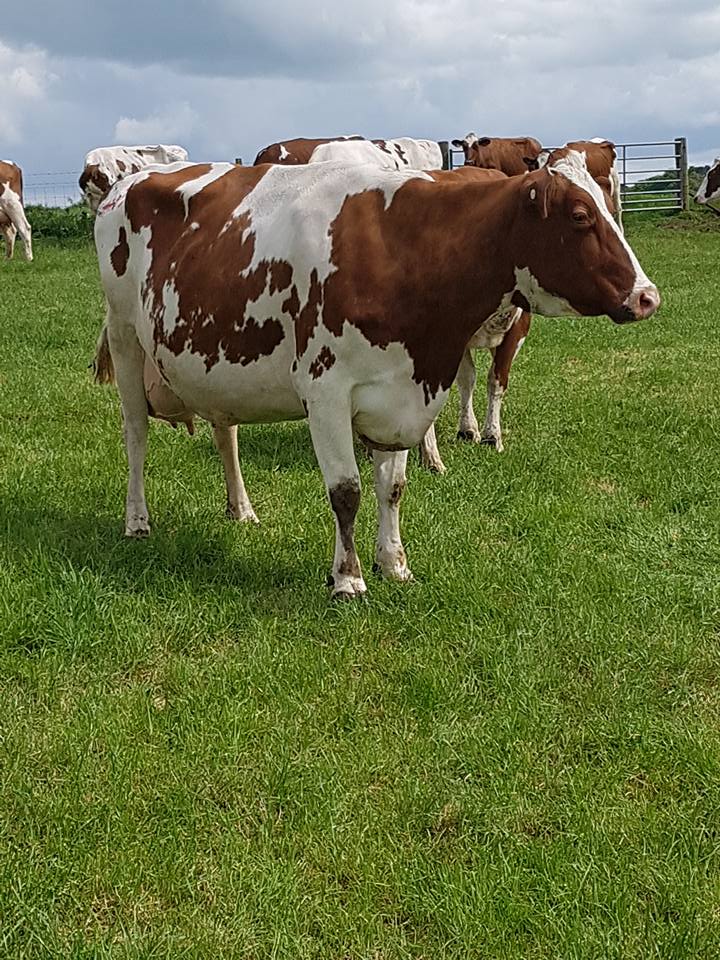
[695,158,720,206]
[0,160,32,261]
[79,145,189,212]
[451,133,543,176]
[94,152,659,598]
[255,136,443,170]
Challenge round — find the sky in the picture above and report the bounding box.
[2,0,720,181]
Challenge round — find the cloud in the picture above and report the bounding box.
[0,40,54,145]
[114,102,199,145]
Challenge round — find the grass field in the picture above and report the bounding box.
[2,218,720,958]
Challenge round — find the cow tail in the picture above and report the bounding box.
[93,321,115,385]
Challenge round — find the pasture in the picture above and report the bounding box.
[2,219,720,957]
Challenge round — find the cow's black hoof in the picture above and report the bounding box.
[480,436,498,447]
[457,430,478,442]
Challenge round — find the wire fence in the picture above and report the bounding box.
[24,172,83,208]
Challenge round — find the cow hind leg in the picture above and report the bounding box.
[456,348,481,441]
[0,197,32,261]
[106,319,151,538]
[212,424,258,524]
[373,450,412,582]
[481,313,531,452]
[307,402,366,599]
[418,422,446,473]
[1,223,16,260]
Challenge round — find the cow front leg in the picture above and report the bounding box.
[480,311,531,452]
[418,422,446,473]
[1,223,16,260]
[373,450,412,582]
[307,404,366,599]
[107,322,150,538]
[212,424,259,523]
[456,348,480,441]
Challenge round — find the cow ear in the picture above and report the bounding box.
[523,156,539,171]
[527,173,551,219]
[477,137,491,147]
[451,139,465,148]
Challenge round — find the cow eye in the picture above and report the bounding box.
[572,206,591,224]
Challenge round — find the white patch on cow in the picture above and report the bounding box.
[227,161,433,322]
[529,187,536,200]
[310,140,401,169]
[190,221,200,230]
[279,145,289,160]
[514,266,579,317]
[174,162,234,217]
[548,150,652,301]
[467,307,522,350]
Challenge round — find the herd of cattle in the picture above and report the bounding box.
[2,131,717,597]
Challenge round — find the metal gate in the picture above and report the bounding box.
[440,137,689,214]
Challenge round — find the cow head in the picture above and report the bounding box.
[509,151,659,324]
[79,165,111,213]
[451,132,490,166]
[695,159,720,205]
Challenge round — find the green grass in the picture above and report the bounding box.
[2,224,720,957]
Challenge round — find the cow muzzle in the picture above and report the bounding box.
[614,284,660,324]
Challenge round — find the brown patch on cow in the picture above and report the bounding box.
[282,285,300,319]
[389,480,405,506]
[295,269,323,358]
[329,480,361,577]
[269,260,293,294]
[308,345,336,379]
[110,227,130,276]
[123,164,286,371]
[117,160,127,173]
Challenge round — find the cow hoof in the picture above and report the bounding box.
[480,435,503,452]
[330,575,367,599]
[420,457,446,474]
[374,555,413,582]
[457,429,480,443]
[225,503,260,524]
[125,517,150,538]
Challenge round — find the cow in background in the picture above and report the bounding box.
[451,133,543,175]
[0,161,32,261]
[255,136,443,170]
[79,145,189,212]
[539,139,623,229]
[695,158,720,206]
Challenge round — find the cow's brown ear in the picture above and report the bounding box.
[527,172,552,219]
[523,156,539,171]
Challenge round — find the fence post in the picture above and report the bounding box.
[439,141,451,170]
[675,137,688,211]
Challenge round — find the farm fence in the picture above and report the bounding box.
[24,172,83,208]
[442,137,690,214]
